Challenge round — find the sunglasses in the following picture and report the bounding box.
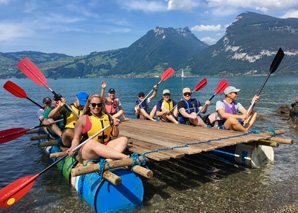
[163,94,170,97]
[183,93,191,96]
[91,103,102,108]
[139,95,144,98]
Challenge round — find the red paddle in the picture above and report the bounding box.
[0,124,111,209]
[197,78,229,115]
[3,81,43,108]
[170,78,208,112]
[0,119,63,144]
[138,67,175,106]
[17,58,80,118]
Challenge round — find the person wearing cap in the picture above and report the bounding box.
[48,92,89,147]
[156,89,178,124]
[177,87,210,126]
[36,97,52,133]
[214,86,259,132]
[42,94,64,139]
[101,81,130,120]
[135,85,158,121]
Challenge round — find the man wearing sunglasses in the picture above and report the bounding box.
[156,89,178,124]
[177,88,209,126]
[135,85,158,121]
[48,92,89,147]
[101,81,130,120]
[213,86,259,132]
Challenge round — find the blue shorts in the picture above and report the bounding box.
[218,119,243,130]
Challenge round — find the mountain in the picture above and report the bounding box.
[0,51,73,78]
[191,12,298,76]
[108,27,208,76]
[45,27,208,78]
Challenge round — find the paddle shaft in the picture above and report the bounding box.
[26,97,43,108]
[196,93,217,115]
[138,80,161,106]
[39,124,111,176]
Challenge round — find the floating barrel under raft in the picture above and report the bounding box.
[210,144,274,168]
[42,144,144,213]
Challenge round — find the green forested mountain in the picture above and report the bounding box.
[191,12,298,76]
[1,11,298,78]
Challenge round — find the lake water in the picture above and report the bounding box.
[0,76,297,212]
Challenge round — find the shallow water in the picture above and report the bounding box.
[0,76,297,212]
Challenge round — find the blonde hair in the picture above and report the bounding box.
[82,94,108,116]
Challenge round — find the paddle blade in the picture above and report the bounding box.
[3,81,27,99]
[270,48,284,74]
[17,58,49,88]
[193,78,207,92]
[215,79,229,94]
[0,128,28,144]
[160,67,175,82]
[0,174,39,209]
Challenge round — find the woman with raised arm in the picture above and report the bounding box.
[66,94,129,160]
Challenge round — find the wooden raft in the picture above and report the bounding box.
[119,119,282,162]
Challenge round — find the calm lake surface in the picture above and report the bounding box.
[0,76,297,212]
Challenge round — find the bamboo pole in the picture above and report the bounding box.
[25,129,39,134]
[39,139,58,147]
[71,156,148,177]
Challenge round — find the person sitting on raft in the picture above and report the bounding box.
[42,94,64,139]
[210,86,259,133]
[48,92,89,147]
[156,89,178,124]
[135,85,158,121]
[37,97,52,134]
[177,88,210,127]
[100,81,130,120]
[66,94,129,160]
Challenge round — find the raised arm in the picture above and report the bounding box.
[148,85,158,102]
[48,97,66,118]
[101,81,107,102]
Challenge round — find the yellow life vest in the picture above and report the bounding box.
[162,99,174,110]
[86,114,112,143]
[65,104,81,129]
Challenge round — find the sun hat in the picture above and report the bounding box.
[76,92,89,106]
[182,88,191,94]
[224,86,241,95]
[163,89,170,95]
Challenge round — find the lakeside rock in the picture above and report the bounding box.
[289,97,298,128]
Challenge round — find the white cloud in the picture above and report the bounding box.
[200,36,217,44]
[281,10,298,18]
[206,0,298,14]
[191,24,221,31]
[0,0,10,4]
[118,0,167,12]
[168,0,192,12]
[0,23,33,43]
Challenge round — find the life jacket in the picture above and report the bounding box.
[106,97,118,115]
[82,114,112,143]
[136,99,149,118]
[178,99,198,124]
[161,99,174,110]
[64,104,81,129]
[221,100,237,123]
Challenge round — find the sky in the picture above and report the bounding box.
[1,0,298,56]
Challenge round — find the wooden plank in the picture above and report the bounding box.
[129,139,185,158]
[127,145,170,161]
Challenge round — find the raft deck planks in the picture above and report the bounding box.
[119,119,272,161]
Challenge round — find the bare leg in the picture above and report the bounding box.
[173,107,178,118]
[165,114,178,124]
[80,139,130,160]
[107,136,128,152]
[62,128,74,147]
[43,118,62,137]
[189,113,207,127]
[243,111,258,131]
[224,118,248,133]
[150,105,156,118]
[140,108,156,121]
[112,110,124,119]
[208,113,217,125]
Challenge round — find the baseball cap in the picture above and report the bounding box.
[53,94,62,101]
[182,88,191,94]
[163,89,170,95]
[76,92,89,106]
[108,88,115,93]
[138,92,145,97]
[224,86,241,95]
[43,97,51,103]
